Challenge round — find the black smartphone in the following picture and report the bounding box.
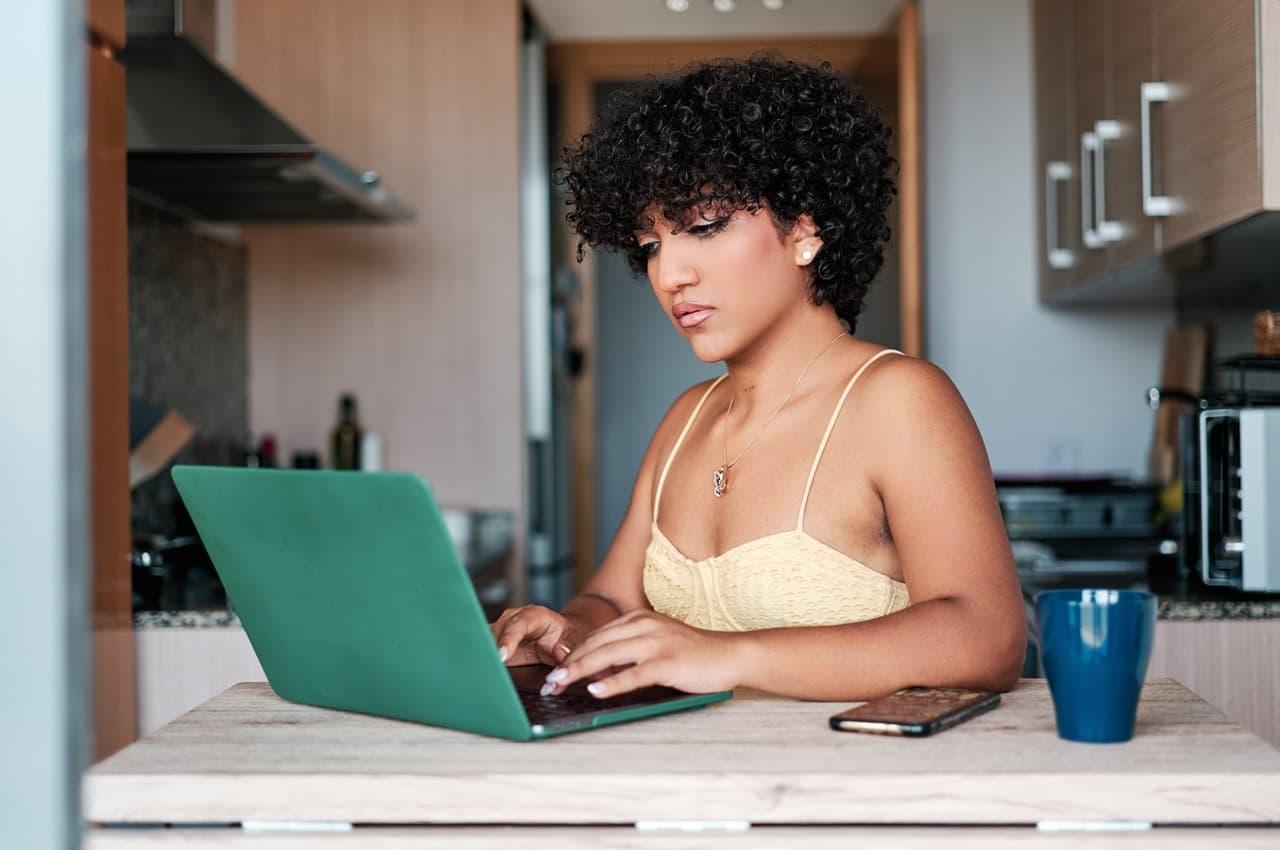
[829,687,1001,737]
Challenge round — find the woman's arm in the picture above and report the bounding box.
[492,381,713,663]
[546,359,1026,700]
[563,381,717,623]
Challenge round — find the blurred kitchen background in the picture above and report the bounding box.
[35,0,1280,761]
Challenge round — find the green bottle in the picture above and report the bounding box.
[330,393,363,470]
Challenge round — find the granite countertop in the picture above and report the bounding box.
[135,609,242,628]
[137,590,1280,629]
[1150,573,1280,620]
[1157,598,1280,620]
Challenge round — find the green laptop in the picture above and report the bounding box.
[171,465,731,741]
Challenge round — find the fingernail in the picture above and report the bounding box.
[498,646,509,663]
[545,667,567,683]
[558,644,572,658]
[587,682,605,697]
[539,682,555,696]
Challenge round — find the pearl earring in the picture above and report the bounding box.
[801,249,813,262]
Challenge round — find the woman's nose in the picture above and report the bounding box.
[653,250,698,293]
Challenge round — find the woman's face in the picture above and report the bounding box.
[634,201,820,363]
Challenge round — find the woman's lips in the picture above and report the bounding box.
[674,306,715,328]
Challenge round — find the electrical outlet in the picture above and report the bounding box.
[1044,438,1082,473]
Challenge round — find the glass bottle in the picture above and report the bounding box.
[330,393,363,470]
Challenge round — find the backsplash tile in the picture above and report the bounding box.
[128,196,248,536]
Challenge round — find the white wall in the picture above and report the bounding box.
[921,0,1172,478]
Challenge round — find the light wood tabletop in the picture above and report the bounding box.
[85,677,1280,840]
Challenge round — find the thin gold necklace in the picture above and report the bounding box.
[714,329,847,499]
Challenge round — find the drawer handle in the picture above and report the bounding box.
[1140,82,1182,217]
[1045,161,1075,269]
[1093,119,1124,243]
[1080,132,1103,249]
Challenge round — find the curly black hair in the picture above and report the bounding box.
[555,54,896,331]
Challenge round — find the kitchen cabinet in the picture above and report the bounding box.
[87,0,136,760]
[1032,0,1079,299]
[1104,0,1159,267]
[1033,0,1280,301]
[87,0,125,49]
[134,624,265,737]
[1147,618,1280,747]
[1157,0,1262,249]
[1070,0,1111,285]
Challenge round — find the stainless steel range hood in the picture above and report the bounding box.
[121,0,413,223]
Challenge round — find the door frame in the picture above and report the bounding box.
[547,14,923,590]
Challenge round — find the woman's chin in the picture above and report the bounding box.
[687,334,733,364]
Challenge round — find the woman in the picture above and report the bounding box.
[492,56,1025,702]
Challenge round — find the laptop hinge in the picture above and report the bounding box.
[242,821,354,833]
[1037,820,1153,832]
[635,820,751,832]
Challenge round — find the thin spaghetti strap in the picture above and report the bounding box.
[796,350,903,531]
[653,374,729,523]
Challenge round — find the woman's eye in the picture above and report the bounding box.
[689,219,727,237]
[637,219,726,258]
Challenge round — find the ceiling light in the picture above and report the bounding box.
[712,0,736,11]
[666,0,690,11]
[762,0,785,9]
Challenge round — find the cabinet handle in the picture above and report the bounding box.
[1140,82,1181,217]
[1080,132,1103,249]
[1093,119,1124,243]
[1045,161,1075,269]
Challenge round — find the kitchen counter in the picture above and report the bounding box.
[134,609,241,628]
[1149,572,1280,620]
[1157,598,1280,619]
[85,678,1280,846]
[137,583,1280,630]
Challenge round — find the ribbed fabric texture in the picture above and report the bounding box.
[643,349,910,632]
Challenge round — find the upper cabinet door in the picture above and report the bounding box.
[1105,0,1159,267]
[1157,0,1261,250]
[1072,0,1111,284]
[1033,0,1079,299]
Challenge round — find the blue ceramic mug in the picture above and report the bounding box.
[1034,589,1156,743]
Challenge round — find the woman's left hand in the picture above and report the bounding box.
[541,609,746,698]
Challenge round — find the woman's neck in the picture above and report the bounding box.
[721,308,849,421]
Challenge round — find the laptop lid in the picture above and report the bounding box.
[171,466,535,741]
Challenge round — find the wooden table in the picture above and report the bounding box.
[85,679,1280,847]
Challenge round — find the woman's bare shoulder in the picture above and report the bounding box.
[859,352,965,409]
[854,353,990,471]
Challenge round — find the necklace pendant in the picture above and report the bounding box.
[713,466,727,499]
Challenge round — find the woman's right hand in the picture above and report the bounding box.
[490,605,583,667]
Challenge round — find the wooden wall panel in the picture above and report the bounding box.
[87,36,136,761]
[233,1,526,601]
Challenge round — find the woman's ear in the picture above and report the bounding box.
[792,213,823,266]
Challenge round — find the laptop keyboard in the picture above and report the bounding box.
[518,688,615,724]
[506,664,685,728]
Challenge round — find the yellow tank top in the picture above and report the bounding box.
[643,349,910,632]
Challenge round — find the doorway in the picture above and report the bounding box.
[546,12,923,587]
